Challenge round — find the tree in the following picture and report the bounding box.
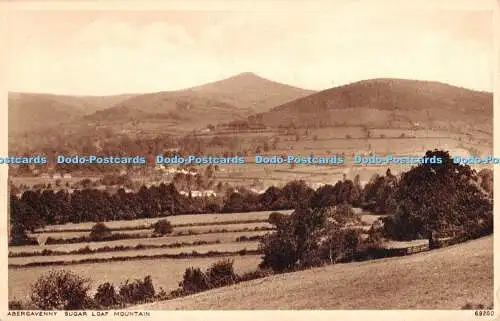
[282,180,315,208]
[362,171,398,213]
[268,211,286,226]
[384,150,493,240]
[259,206,327,272]
[152,219,173,236]
[179,267,211,294]
[89,223,112,241]
[119,276,155,304]
[477,168,493,198]
[30,270,92,310]
[205,259,238,288]
[94,282,120,308]
[320,227,362,263]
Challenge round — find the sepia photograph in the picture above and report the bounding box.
[2,0,496,316]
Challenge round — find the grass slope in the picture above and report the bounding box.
[260,78,492,135]
[137,236,493,309]
[8,92,136,134]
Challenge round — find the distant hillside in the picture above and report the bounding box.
[84,72,314,130]
[8,92,136,134]
[84,92,250,129]
[259,78,493,134]
[185,72,316,113]
[136,236,492,309]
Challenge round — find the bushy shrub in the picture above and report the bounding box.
[152,219,173,236]
[319,228,363,263]
[118,276,155,304]
[206,259,238,288]
[89,223,112,241]
[9,223,39,246]
[259,206,327,272]
[94,282,121,308]
[179,267,211,294]
[268,212,286,226]
[30,269,92,310]
[178,259,240,295]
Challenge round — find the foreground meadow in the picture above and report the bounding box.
[136,236,493,309]
[9,255,262,301]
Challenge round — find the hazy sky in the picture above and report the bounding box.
[3,0,494,95]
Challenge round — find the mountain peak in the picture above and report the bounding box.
[233,72,262,79]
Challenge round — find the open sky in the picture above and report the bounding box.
[3,0,494,95]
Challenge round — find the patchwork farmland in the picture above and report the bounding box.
[8,210,291,301]
[8,209,387,301]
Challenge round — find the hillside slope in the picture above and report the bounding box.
[8,92,136,134]
[84,91,249,128]
[259,78,493,135]
[186,72,316,113]
[136,236,492,309]
[85,72,315,126]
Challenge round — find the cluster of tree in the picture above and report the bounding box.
[259,150,493,272]
[259,205,379,272]
[100,174,133,187]
[361,169,398,213]
[10,150,494,248]
[177,259,239,295]
[11,269,158,310]
[382,150,493,240]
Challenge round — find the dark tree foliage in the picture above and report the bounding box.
[281,180,315,208]
[259,206,327,272]
[89,223,112,241]
[179,267,211,294]
[319,228,363,263]
[152,219,173,236]
[205,259,238,288]
[94,282,121,308]
[118,276,155,304]
[362,170,398,213]
[30,270,92,310]
[268,211,287,226]
[384,150,493,240]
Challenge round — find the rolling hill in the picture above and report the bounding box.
[83,91,250,130]
[8,92,136,134]
[84,72,315,128]
[258,78,493,135]
[185,72,316,113]
[135,236,493,309]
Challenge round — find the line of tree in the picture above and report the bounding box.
[10,150,493,247]
[259,150,493,272]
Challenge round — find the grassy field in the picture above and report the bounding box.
[10,230,270,255]
[136,236,493,309]
[8,255,262,301]
[35,210,292,233]
[31,222,272,242]
[9,241,260,266]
